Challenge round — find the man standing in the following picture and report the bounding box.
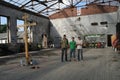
[76,37,83,61]
[42,33,48,48]
[61,35,69,62]
[69,37,76,61]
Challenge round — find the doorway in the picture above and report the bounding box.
[107,35,112,46]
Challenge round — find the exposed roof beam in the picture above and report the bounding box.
[34,0,47,6]
[38,2,58,13]
[20,0,31,9]
[74,0,83,6]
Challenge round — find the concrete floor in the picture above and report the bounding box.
[0,48,120,80]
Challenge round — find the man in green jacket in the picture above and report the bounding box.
[69,37,76,61]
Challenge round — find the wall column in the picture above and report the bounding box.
[8,16,17,43]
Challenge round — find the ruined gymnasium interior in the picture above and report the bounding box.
[0,0,120,80]
[0,0,120,54]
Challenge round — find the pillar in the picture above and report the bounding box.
[8,16,17,43]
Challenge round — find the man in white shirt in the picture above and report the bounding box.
[76,37,83,61]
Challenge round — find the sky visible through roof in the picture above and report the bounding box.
[3,0,95,16]
[3,0,120,16]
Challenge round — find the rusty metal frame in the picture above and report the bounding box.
[3,0,120,16]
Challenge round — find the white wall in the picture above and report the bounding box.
[50,8,120,47]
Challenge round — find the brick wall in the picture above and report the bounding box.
[49,7,77,19]
[81,4,118,15]
[49,4,118,19]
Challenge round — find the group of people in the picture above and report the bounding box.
[61,34,83,62]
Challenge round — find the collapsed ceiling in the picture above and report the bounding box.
[2,0,120,16]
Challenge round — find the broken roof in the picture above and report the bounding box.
[2,0,120,17]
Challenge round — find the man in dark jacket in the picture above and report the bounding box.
[61,35,69,62]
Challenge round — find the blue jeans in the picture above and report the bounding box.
[61,48,68,62]
[77,49,83,61]
[70,49,76,59]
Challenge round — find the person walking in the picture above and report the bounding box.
[76,37,83,61]
[69,37,76,61]
[61,35,69,62]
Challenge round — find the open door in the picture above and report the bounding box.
[107,35,112,46]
